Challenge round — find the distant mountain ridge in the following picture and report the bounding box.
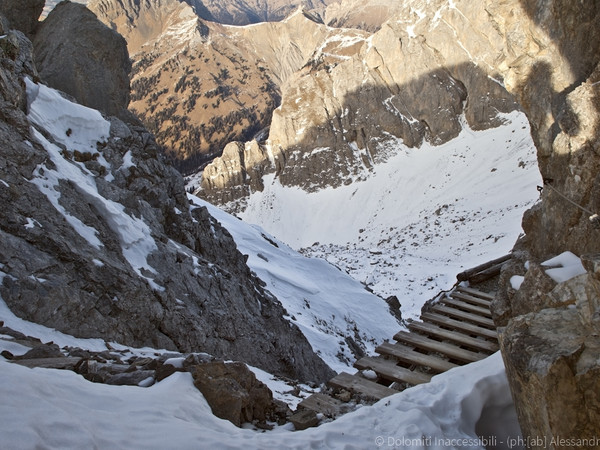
[87,0,367,173]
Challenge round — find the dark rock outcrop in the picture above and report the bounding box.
[0,18,334,383]
[192,361,290,427]
[0,0,44,36]
[32,1,132,118]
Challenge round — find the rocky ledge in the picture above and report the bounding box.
[0,322,293,429]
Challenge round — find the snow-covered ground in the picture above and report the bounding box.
[239,112,541,320]
[192,196,401,374]
[0,342,521,449]
[0,49,537,448]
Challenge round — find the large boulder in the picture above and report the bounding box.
[499,254,600,442]
[32,1,131,118]
[0,0,44,36]
[192,361,289,427]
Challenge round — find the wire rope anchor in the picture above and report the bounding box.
[538,179,600,230]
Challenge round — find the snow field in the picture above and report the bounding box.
[239,111,541,320]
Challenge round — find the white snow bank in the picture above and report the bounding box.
[542,251,586,283]
[192,196,401,373]
[25,77,110,154]
[0,352,521,449]
[510,275,524,290]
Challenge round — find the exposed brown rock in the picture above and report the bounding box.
[192,361,289,427]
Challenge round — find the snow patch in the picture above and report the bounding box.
[542,251,586,283]
[510,275,524,290]
[0,351,520,449]
[25,77,110,154]
[193,196,400,373]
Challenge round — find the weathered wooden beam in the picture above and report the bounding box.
[392,331,487,364]
[441,297,493,318]
[421,312,498,340]
[375,342,458,373]
[408,321,499,353]
[328,372,395,401]
[456,254,512,282]
[430,304,496,328]
[355,356,432,385]
[456,286,496,301]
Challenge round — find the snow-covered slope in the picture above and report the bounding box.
[239,111,541,319]
[193,196,401,373]
[0,348,520,449]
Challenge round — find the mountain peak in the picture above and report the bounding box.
[283,6,324,25]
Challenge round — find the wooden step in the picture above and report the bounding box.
[298,393,345,417]
[328,372,395,401]
[355,356,432,386]
[456,286,495,301]
[408,321,499,353]
[441,297,493,318]
[375,342,458,373]
[421,312,498,340]
[392,331,487,364]
[430,304,496,328]
[450,291,492,308]
[11,357,82,370]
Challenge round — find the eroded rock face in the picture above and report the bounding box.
[200,0,520,203]
[0,24,334,383]
[0,0,44,36]
[486,0,600,443]
[32,2,132,118]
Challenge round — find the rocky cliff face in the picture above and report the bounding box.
[0,4,334,383]
[473,0,600,444]
[33,1,132,119]
[89,0,340,173]
[200,0,520,205]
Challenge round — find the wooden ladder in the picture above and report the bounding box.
[299,286,499,414]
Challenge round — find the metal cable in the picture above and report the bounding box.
[539,179,600,229]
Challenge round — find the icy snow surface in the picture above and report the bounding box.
[239,111,541,320]
[193,196,401,374]
[542,251,586,283]
[0,351,521,449]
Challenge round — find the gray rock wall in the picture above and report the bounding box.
[0,0,44,36]
[0,14,334,383]
[32,2,132,119]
